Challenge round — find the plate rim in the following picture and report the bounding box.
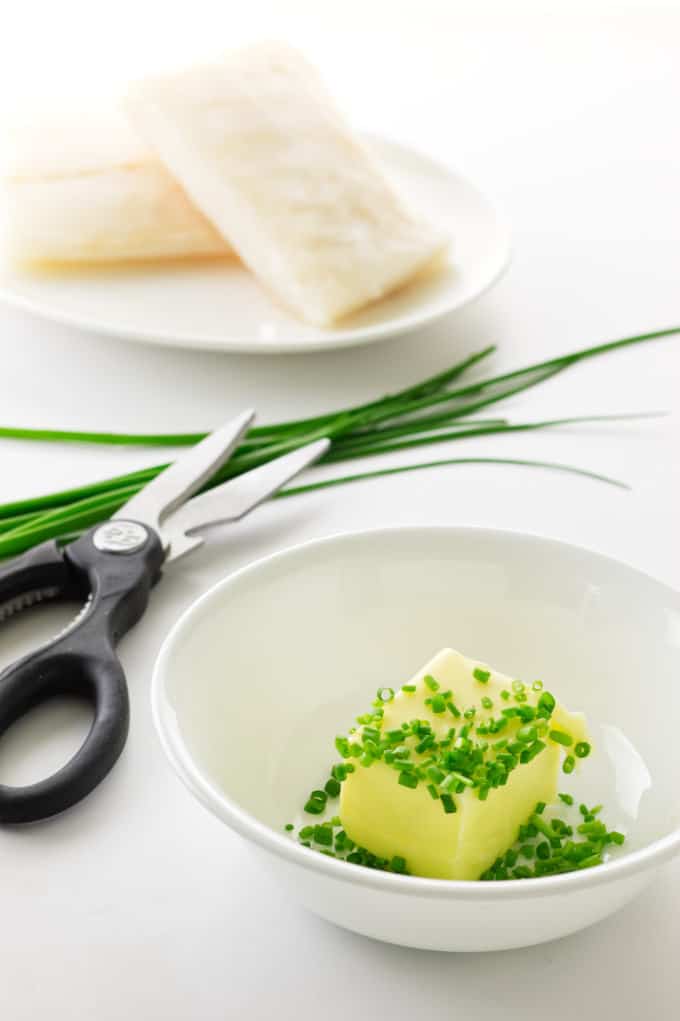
[0,134,512,355]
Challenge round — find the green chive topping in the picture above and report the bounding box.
[549,729,573,746]
[424,675,439,691]
[398,771,418,789]
[401,684,417,693]
[517,724,537,744]
[574,741,591,758]
[440,793,456,814]
[335,736,350,757]
[562,754,576,774]
[431,694,447,714]
[304,792,327,814]
[537,691,556,715]
[313,825,333,846]
[473,668,490,683]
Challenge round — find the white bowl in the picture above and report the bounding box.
[151,527,680,952]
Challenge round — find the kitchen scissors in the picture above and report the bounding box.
[0,411,328,824]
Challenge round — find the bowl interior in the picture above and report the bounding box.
[155,528,680,861]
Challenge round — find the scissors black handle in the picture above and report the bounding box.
[0,521,164,823]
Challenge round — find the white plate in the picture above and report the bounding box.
[0,137,510,354]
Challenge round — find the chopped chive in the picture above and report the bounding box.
[574,741,591,758]
[530,814,554,839]
[562,755,576,774]
[531,680,544,691]
[440,793,456,814]
[431,694,446,714]
[424,675,439,691]
[558,792,574,806]
[577,820,608,837]
[324,778,341,797]
[335,736,350,757]
[521,740,546,762]
[537,691,556,715]
[426,783,439,799]
[415,735,436,754]
[391,855,407,873]
[608,831,625,845]
[473,668,490,683]
[284,823,294,831]
[313,825,333,847]
[398,771,418,789]
[518,705,536,721]
[549,729,573,746]
[481,696,493,710]
[517,724,537,743]
[304,798,325,815]
[576,853,603,869]
[401,684,416,693]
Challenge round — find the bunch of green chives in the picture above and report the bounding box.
[0,325,675,558]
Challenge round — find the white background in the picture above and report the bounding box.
[0,1,679,1017]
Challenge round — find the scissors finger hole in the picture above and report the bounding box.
[0,601,85,673]
[0,693,94,788]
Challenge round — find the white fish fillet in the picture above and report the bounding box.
[126,43,448,325]
[1,108,230,263]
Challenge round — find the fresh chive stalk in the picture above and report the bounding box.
[0,326,674,556]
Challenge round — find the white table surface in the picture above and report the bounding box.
[0,2,679,1018]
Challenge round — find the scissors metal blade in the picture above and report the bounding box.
[162,437,330,563]
[116,409,255,540]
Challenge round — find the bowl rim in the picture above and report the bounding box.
[151,524,680,900]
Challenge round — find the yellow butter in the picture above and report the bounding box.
[340,648,588,880]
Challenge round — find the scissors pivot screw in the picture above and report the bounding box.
[93,521,149,554]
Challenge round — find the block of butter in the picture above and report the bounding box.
[126,42,448,325]
[1,108,230,263]
[340,648,588,880]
